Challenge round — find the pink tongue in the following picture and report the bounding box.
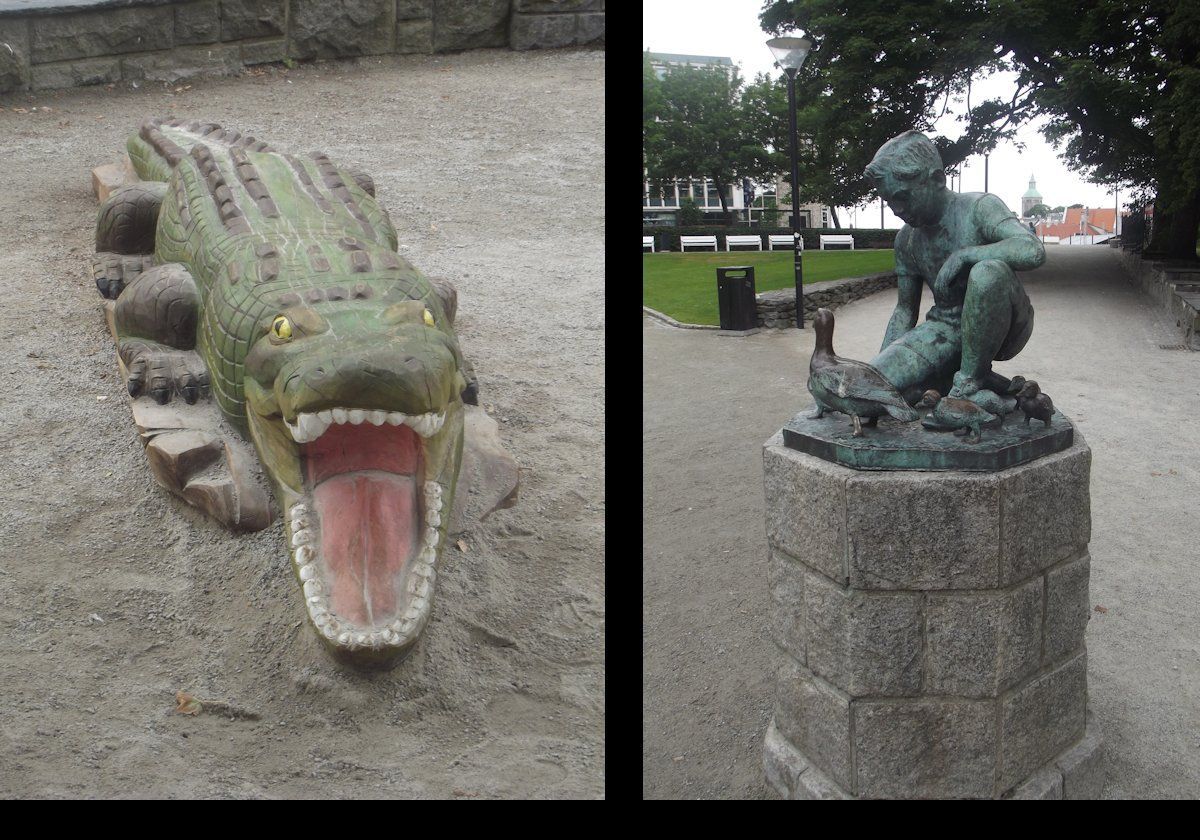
[312,473,417,627]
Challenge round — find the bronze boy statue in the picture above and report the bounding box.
[865,131,1045,409]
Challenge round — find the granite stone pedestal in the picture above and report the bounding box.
[762,428,1104,799]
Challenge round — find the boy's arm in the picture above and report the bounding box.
[881,228,923,350]
[934,195,1046,297]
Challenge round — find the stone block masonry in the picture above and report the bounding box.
[762,430,1104,799]
[757,272,898,330]
[0,0,605,93]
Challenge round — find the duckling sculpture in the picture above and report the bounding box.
[917,389,1000,443]
[1005,375,1027,395]
[1016,380,1055,426]
[807,308,918,436]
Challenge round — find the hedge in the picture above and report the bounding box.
[643,227,898,253]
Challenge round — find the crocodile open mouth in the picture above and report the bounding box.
[283,408,446,651]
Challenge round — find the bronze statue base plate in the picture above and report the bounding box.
[782,408,1075,472]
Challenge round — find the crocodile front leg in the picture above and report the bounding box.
[93,181,169,299]
[114,262,210,404]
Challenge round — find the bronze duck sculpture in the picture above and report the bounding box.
[1016,380,1055,426]
[807,307,918,436]
[917,389,1000,443]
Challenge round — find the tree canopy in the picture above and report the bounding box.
[760,0,1200,257]
[642,55,759,216]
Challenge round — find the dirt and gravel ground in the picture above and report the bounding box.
[644,247,1200,799]
[0,47,603,799]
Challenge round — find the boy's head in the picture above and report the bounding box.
[866,131,948,226]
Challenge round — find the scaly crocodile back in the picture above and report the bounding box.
[128,119,441,430]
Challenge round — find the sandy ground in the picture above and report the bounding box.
[0,48,604,799]
[644,246,1200,799]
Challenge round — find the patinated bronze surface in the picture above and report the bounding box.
[782,408,1073,471]
[806,307,918,436]
[865,131,1046,408]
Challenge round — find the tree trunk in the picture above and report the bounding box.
[1166,191,1200,260]
[1146,190,1200,260]
[829,207,841,229]
[714,175,730,219]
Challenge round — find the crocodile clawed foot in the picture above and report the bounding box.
[121,340,210,405]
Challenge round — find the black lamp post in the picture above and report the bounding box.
[767,34,813,328]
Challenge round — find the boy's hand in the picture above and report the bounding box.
[934,250,971,300]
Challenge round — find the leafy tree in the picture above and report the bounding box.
[1051,205,1066,214]
[1027,203,1052,217]
[642,62,760,216]
[1068,203,1085,209]
[678,198,704,226]
[643,52,665,164]
[760,0,1200,258]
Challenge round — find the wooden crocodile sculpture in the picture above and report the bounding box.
[91,118,491,667]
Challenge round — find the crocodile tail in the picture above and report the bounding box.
[126,118,277,182]
[884,402,919,423]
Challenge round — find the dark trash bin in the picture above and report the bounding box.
[716,265,757,331]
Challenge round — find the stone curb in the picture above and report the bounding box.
[641,305,718,331]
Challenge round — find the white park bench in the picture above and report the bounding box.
[679,235,719,252]
[643,236,655,253]
[819,234,855,250]
[768,234,800,251]
[725,234,763,251]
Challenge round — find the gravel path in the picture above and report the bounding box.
[644,246,1200,799]
[0,48,604,799]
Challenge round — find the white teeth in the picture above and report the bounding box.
[420,546,437,565]
[423,526,439,546]
[295,544,315,565]
[382,629,399,644]
[338,631,352,645]
[426,510,441,528]
[286,409,446,441]
[291,529,312,548]
[292,514,311,531]
[307,595,323,606]
[301,413,328,440]
[408,576,431,601]
[425,481,442,499]
[303,579,322,597]
[299,564,316,582]
[290,504,307,518]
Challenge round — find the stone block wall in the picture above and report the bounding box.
[762,432,1105,799]
[0,0,604,93]
[756,272,897,329]
[1114,247,1200,349]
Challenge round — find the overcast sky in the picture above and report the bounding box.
[643,0,1126,227]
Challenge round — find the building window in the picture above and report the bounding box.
[643,181,663,208]
[664,180,680,208]
[706,182,721,207]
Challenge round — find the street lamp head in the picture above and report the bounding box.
[766,34,813,73]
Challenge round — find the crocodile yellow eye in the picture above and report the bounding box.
[422,308,435,327]
[271,315,293,341]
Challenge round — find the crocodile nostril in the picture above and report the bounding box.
[310,367,327,379]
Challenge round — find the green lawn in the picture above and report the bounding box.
[643,249,896,326]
